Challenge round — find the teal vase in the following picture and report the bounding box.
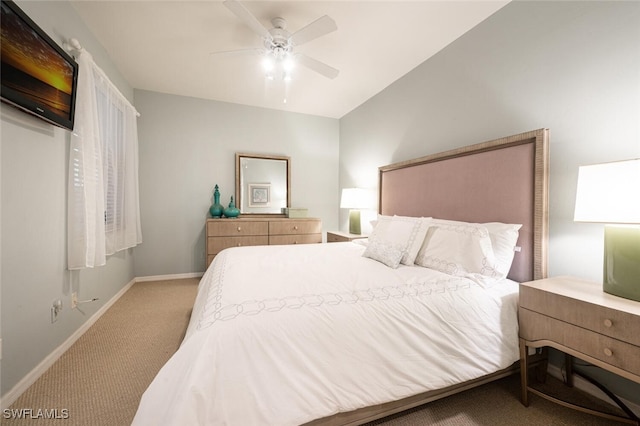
[209,185,224,218]
[223,196,240,218]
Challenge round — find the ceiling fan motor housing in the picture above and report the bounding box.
[266,19,292,58]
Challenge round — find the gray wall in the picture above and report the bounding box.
[340,0,640,403]
[132,90,339,277]
[0,1,135,396]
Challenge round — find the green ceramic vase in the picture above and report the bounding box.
[209,185,224,218]
[223,196,240,218]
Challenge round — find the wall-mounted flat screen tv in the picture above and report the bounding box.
[1,0,78,130]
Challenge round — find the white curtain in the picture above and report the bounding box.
[68,49,142,270]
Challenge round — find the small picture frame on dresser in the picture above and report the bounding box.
[248,183,270,207]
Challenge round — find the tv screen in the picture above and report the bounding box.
[1,0,78,130]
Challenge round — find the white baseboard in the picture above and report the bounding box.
[1,277,136,409]
[134,272,203,282]
[547,364,640,416]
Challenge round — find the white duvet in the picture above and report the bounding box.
[132,242,519,425]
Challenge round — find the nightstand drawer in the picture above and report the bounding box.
[327,233,349,243]
[269,234,322,246]
[519,307,640,376]
[326,231,366,243]
[270,220,322,235]
[207,236,269,254]
[207,220,268,237]
[520,284,640,346]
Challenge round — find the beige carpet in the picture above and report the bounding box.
[4,279,199,426]
[4,278,633,425]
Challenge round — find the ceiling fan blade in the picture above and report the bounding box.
[223,0,271,40]
[210,48,264,59]
[295,53,339,79]
[290,15,337,46]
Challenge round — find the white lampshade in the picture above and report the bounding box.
[574,159,640,224]
[340,188,376,235]
[340,188,376,210]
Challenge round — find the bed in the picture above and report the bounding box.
[132,128,549,425]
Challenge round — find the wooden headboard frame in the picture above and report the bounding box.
[378,128,549,282]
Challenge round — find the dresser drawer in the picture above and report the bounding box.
[269,234,322,246]
[520,284,640,347]
[519,307,640,377]
[207,236,269,254]
[205,218,323,268]
[270,220,322,235]
[207,220,268,237]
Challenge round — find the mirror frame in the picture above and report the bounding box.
[235,153,291,216]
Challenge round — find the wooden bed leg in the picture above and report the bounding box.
[519,338,529,406]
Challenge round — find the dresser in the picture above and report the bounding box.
[206,217,322,266]
[519,276,640,423]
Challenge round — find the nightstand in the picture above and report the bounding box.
[326,231,367,243]
[519,276,640,424]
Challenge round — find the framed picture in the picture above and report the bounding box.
[248,183,271,207]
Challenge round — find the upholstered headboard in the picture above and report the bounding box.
[379,129,549,283]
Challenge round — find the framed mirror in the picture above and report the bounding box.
[236,153,291,215]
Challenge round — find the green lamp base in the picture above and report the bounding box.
[348,210,361,235]
[603,225,640,302]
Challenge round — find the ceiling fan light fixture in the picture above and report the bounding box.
[282,56,295,73]
[261,55,275,73]
[261,52,296,81]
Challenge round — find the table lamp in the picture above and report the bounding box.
[340,188,375,235]
[574,158,640,301]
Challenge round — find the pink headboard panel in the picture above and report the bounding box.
[379,129,549,283]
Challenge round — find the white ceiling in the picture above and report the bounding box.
[70,1,509,119]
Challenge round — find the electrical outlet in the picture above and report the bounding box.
[51,299,63,323]
[71,292,78,309]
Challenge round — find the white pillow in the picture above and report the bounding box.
[367,215,430,265]
[362,240,404,268]
[415,222,499,277]
[430,218,522,279]
[483,222,522,278]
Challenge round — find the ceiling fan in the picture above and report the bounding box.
[214,0,339,80]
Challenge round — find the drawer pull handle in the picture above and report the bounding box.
[294,241,298,244]
[604,348,613,357]
[237,227,242,232]
[293,226,298,230]
[604,319,613,328]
